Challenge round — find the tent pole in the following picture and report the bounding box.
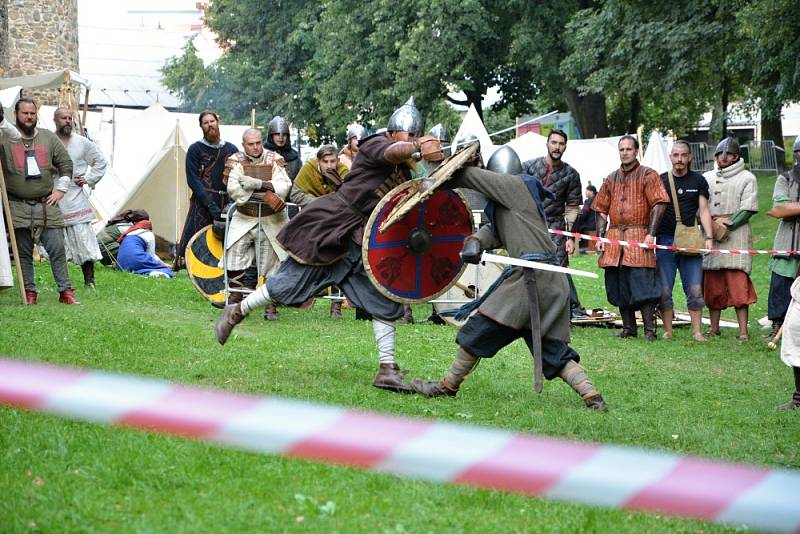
[175,119,181,246]
[82,88,90,136]
[0,165,29,304]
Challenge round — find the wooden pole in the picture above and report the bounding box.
[250,108,255,128]
[82,88,90,135]
[0,165,28,304]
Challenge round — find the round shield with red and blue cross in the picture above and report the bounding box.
[363,181,473,304]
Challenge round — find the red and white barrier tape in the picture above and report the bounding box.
[0,358,798,533]
[550,228,799,256]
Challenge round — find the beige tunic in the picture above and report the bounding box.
[702,159,758,273]
[222,151,293,269]
[781,277,800,367]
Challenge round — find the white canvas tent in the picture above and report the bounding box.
[86,104,249,244]
[90,121,189,244]
[642,131,672,174]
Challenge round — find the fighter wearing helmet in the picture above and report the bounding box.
[702,137,759,340]
[264,116,301,181]
[340,123,368,170]
[409,144,608,411]
[215,97,442,393]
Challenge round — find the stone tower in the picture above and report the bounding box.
[0,0,79,103]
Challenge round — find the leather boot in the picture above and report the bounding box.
[616,307,637,338]
[410,379,457,397]
[215,303,244,345]
[25,290,37,305]
[397,305,414,324]
[81,261,95,288]
[559,360,608,411]
[59,288,81,305]
[778,367,800,410]
[263,303,278,321]
[411,347,479,397]
[372,363,413,393]
[330,300,343,319]
[640,303,658,341]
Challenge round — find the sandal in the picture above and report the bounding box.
[736,334,749,342]
[704,329,721,338]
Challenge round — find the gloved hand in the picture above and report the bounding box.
[206,202,222,220]
[417,135,443,161]
[460,236,482,264]
[262,191,286,213]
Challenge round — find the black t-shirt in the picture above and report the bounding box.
[656,170,709,235]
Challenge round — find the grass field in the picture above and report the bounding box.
[1,172,798,532]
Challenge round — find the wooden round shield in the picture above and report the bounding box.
[185,225,225,305]
[431,261,504,326]
[363,181,473,304]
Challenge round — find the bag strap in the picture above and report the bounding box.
[667,171,683,225]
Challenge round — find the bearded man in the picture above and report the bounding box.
[702,138,758,340]
[216,97,441,393]
[0,98,77,304]
[53,107,108,288]
[223,128,315,320]
[522,129,587,319]
[176,110,238,268]
[593,135,669,341]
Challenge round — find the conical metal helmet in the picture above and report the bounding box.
[714,137,740,157]
[346,123,367,141]
[387,96,423,135]
[267,116,290,136]
[486,146,522,175]
[452,133,478,153]
[429,123,450,143]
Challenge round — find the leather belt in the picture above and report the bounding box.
[236,202,276,217]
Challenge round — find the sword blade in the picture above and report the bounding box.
[480,252,599,279]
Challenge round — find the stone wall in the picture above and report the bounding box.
[0,0,79,105]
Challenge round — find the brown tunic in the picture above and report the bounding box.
[592,161,669,269]
[276,134,411,265]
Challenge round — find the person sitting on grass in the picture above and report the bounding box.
[116,211,173,278]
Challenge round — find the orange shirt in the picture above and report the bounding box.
[592,161,669,268]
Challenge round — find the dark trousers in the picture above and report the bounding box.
[15,227,71,292]
[768,271,794,322]
[456,312,578,380]
[604,266,660,309]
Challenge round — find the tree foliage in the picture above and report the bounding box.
[160,0,800,144]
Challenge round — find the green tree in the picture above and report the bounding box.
[737,0,800,165]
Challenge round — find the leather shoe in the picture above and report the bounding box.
[216,303,244,345]
[58,288,80,305]
[263,303,278,321]
[410,379,457,397]
[777,393,800,411]
[584,394,608,412]
[372,363,413,393]
[25,290,37,305]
